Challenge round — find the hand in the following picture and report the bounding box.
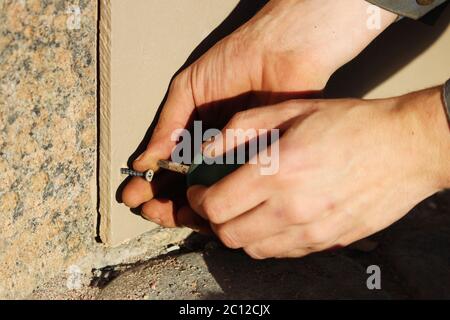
[188,87,450,258]
[122,0,397,229]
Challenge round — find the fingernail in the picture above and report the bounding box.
[202,141,216,158]
[183,224,201,233]
[150,218,162,224]
[135,152,145,162]
[142,212,162,224]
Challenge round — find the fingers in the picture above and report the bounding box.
[122,177,159,209]
[242,210,346,260]
[141,198,177,227]
[209,193,340,249]
[187,161,271,224]
[203,100,317,158]
[141,199,211,234]
[275,249,311,259]
[133,70,195,172]
[177,206,212,234]
[122,171,179,208]
[131,171,186,226]
[242,228,316,260]
[209,201,288,249]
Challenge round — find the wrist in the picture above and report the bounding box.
[311,0,398,75]
[237,0,397,89]
[398,87,450,190]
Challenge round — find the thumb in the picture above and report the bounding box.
[133,70,195,172]
[203,100,317,158]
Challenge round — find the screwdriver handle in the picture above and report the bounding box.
[186,154,242,187]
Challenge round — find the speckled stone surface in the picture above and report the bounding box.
[0,0,97,298]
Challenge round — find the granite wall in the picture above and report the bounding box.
[0,0,191,299]
[0,0,97,298]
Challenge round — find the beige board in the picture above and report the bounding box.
[101,0,239,245]
[364,20,450,99]
[101,1,449,246]
[328,6,450,99]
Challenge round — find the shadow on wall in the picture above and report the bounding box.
[326,4,450,98]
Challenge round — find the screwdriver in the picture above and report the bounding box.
[121,154,242,187]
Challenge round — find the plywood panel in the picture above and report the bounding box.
[100,0,239,245]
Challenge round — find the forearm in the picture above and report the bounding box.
[236,0,398,85]
[308,0,398,73]
[397,83,450,189]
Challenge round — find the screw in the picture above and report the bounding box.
[120,168,154,182]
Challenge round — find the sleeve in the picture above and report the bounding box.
[444,79,450,124]
[366,0,448,19]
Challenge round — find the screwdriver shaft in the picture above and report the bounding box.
[121,160,189,182]
[157,160,190,175]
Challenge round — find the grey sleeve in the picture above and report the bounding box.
[444,79,450,125]
[366,0,448,19]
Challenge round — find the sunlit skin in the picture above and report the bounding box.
[188,89,450,258]
[121,0,450,258]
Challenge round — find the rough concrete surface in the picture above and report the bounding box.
[29,191,450,300]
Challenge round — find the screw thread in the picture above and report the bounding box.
[120,168,144,177]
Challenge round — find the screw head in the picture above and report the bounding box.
[145,170,154,182]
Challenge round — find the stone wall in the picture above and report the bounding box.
[0,0,97,298]
[0,1,191,299]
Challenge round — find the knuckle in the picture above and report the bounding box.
[201,197,223,223]
[285,209,303,224]
[280,205,309,225]
[306,245,323,254]
[229,111,248,128]
[302,225,327,245]
[169,69,190,93]
[314,241,334,252]
[169,76,181,93]
[122,188,143,209]
[292,208,318,224]
[244,247,268,260]
[215,225,241,249]
[285,248,313,259]
[277,198,317,225]
[141,202,161,222]
[322,197,337,213]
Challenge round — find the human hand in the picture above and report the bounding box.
[122,0,397,229]
[187,87,450,258]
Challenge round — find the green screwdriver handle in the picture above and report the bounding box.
[186,154,242,187]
